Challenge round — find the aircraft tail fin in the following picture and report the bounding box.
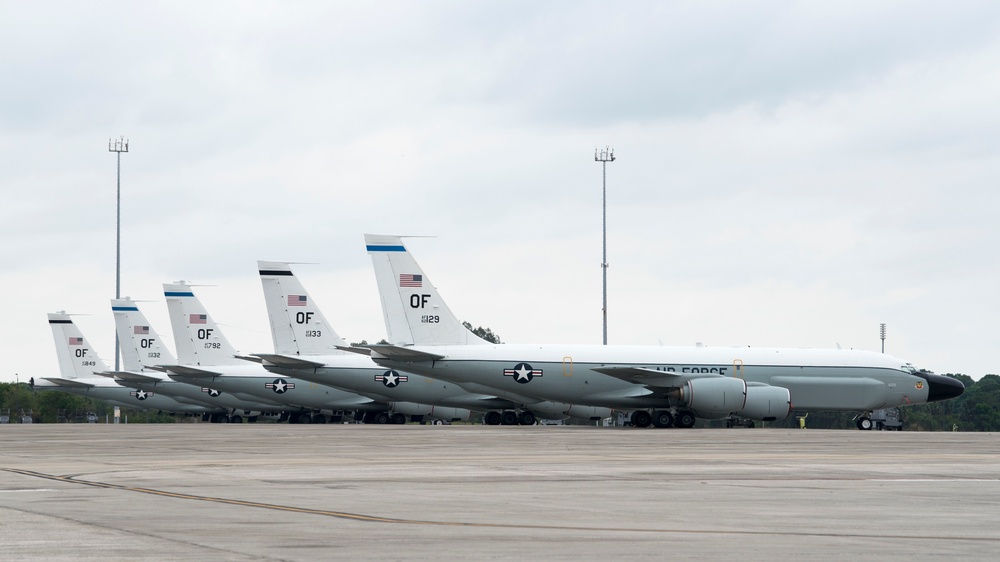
[48,312,110,379]
[163,282,243,366]
[111,297,177,371]
[257,261,346,355]
[365,234,489,346]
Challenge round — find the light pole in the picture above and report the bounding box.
[109,137,128,370]
[595,146,615,345]
[880,323,886,353]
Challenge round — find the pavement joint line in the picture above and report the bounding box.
[3,466,997,542]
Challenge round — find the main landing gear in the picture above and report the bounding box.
[362,411,409,424]
[629,410,696,429]
[208,413,244,423]
[482,410,537,425]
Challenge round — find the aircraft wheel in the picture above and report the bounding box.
[484,411,502,425]
[747,420,755,428]
[652,410,674,428]
[374,412,391,424]
[500,410,519,425]
[219,415,230,424]
[230,415,243,424]
[313,414,327,424]
[856,416,873,430]
[518,411,536,425]
[673,411,696,428]
[630,410,652,428]
[433,419,445,425]
[391,413,407,424]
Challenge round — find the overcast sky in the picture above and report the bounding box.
[3,1,998,385]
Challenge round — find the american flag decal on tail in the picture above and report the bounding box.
[400,274,422,287]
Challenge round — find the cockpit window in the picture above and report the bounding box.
[900,364,917,374]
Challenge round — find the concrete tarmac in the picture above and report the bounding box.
[1,424,998,560]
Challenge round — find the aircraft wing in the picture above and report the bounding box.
[254,354,326,369]
[161,365,225,378]
[367,344,446,362]
[592,366,720,388]
[41,377,95,389]
[101,371,162,383]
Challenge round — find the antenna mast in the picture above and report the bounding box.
[109,137,129,370]
[595,146,615,345]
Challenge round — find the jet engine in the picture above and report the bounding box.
[739,385,791,421]
[564,404,614,421]
[389,402,472,421]
[678,377,747,414]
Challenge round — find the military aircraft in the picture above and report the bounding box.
[159,281,381,423]
[104,297,285,422]
[252,260,581,424]
[257,261,611,424]
[360,234,965,429]
[36,311,214,415]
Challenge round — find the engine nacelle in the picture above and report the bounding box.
[390,402,472,421]
[680,377,747,414]
[564,405,614,421]
[738,385,791,421]
[426,406,471,422]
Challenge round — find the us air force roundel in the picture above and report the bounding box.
[503,362,543,384]
[265,379,295,394]
[201,388,222,397]
[130,389,151,400]
[375,370,408,388]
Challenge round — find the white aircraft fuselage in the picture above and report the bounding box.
[370,343,960,414]
[35,376,213,413]
[166,363,381,412]
[262,353,515,410]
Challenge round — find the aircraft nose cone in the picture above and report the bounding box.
[919,371,965,402]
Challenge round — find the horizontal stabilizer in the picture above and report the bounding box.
[41,377,95,389]
[368,344,446,362]
[162,365,225,378]
[103,371,162,383]
[592,366,720,388]
[254,354,326,369]
[335,345,372,356]
[235,354,263,364]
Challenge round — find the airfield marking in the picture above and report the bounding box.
[3,466,997,543]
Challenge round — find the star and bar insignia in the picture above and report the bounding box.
[375,370,408,388]
[265,379,295,394]
[503,362,543,384]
